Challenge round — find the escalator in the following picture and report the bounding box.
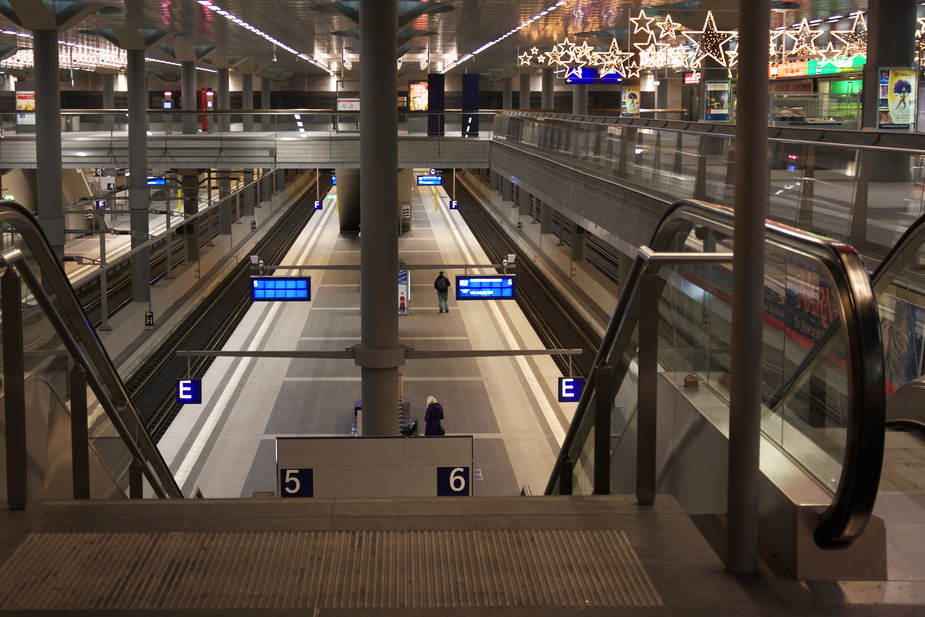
[546,199,884,553]
[0,202,181,503]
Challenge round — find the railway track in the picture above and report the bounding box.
[455,185,601,378]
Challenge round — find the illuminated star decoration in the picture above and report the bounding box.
[656,15,683,41]
[518,51,533,66]
[918,18,925,64]
[683,10,737,68]
[624,59,641,78]
[630,9,656,35]
[785,18,823,59]
[564,41,595,78]
[831,12,867,60]
[530,47,539,56]
[769,29,784,63]
[594,38,634,77]
[816,42,841,67]
[635,31,668,69]
[725,43,738,68]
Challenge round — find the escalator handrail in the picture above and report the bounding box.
[0,202,183,499]
[546,199,884,549]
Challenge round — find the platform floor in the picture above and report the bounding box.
[156,185,575,499]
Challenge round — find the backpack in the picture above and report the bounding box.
[435,277,449,293]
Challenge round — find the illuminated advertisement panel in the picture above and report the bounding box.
[409,81,429,111]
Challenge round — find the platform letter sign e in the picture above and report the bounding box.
[175,379,202,405]
[558,377,585,403]
[279,468,313,497]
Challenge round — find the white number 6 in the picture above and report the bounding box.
[450,467,466,492]
[284,469,301,494]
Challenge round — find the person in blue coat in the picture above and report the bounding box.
[424,395,445,436]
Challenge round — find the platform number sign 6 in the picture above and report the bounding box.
[279,468,313,498]
[437,466,471,496]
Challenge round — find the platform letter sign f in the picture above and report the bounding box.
[176,379,203,405]
[558,377,585,403]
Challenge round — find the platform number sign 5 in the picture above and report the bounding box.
[437,466,471,496]
[279,468,313,497]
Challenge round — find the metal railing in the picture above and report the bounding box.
[0,202,182,503]
[546,199,884,550]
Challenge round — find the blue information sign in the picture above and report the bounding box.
[279,468,313,497]
[449,200,458,210]
[176,379,203,404]
[251,276,311,301]
[456,275,515,300]
[557,377,585,402]
[314,200,322,210]
[417,175,442,186]
[437,466,470,496]
[331,175,337,185]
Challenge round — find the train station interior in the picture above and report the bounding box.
[3,0,925,614]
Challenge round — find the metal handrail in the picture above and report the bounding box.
[0,202,183,499]
[546,199,885,549]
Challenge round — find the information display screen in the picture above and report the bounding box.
[456,275,515,300]
[417,175,442,186]
[252,276,311,301]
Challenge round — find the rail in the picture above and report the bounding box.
[0,202,182,501]
[546,199,885,550]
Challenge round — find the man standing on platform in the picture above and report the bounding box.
[434,271,451,313]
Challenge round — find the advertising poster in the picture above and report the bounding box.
[705,81,730,122]
[409,81,428,112]
[878,67,917,131]
[16,91,34,126]
[621,86,640,117]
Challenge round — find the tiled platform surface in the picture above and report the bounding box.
[5,494,918,615]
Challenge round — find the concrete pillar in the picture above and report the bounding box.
[261,77,272,131]
[181,172,200,264]
[490,170,500,192]
[181,60,197,134]
[541,68,554,110]
[127,49,150,302]
[34,30,64,260]
[242,169,255,216]
[519,73,531,109]
[726,0,769,575]
[540,200,553,234]
[572,84,588,115]
[502,77,513,110]
[101,72,115,132]
[359,0,400,436]
[518,186,530,212]
[571,225,587,262]
[276,168,284,191]
[218,172,232,233]
[262,169,272,202]
[216,67,230,132]
[241,73,254,132]
[336,168,360,232]
[501,177,512,202]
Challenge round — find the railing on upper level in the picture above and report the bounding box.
[546,199,885,550]
[494,111,925,268]
[0,202,183,502]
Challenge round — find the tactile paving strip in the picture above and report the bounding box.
[0,529,662,610]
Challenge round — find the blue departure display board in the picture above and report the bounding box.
[456,275,515,300]
[146,176,166,186]
[251,277,311,301]
[417,175,442,186]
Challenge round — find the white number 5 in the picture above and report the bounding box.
[284,469,301,494]
[450,468,466,492]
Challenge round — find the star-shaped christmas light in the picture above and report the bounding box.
[816,41,841,67]
[725,44,738,68]
[656,15,684,41]
[918,17,925,39]
[785,18,823,59]
[832,12,867,60]
[769,29,784,63]
[635,31,669,69]
[630,9,656,35]
[624,59,641,78]
[594,38,633,77]
[518,51,533,66]
[530,47,539,56]
[683,10,737,68]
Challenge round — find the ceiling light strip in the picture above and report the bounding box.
[197,0,333,75]
[442,0,569,73]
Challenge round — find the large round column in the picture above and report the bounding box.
[519,73,531,109]
[127,49,151,302]
[358,0,401,435]
[572,83,588,115]
[541,68,554,109]
[241,73,254,132]
[181,60,197,134]
[216,67,230,132]
[502,77,512,110]
[33,30,64,260]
